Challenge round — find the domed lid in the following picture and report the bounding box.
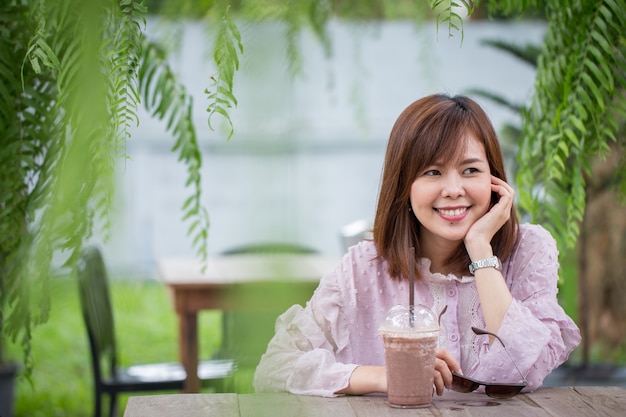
[378,304,439,333]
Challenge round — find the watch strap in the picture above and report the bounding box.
[469,256,501,275]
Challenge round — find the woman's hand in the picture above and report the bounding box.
[433,349,461,396]
[464,175,515,259]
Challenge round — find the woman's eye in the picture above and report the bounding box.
[424,169,441,176]
[463,167,479,174]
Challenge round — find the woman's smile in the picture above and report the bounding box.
[435,206,470,221]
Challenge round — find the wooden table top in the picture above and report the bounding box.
[158,254,339,287]
[123,386,626,417]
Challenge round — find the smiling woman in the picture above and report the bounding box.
[253,93,580,401]
[376,94,517,281]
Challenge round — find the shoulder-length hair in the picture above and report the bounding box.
[373,93,519,280]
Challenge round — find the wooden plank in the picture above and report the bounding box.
[298,395,356,417]
[121,388,626,417]
[432,391,550,417]
[348,395,435,416]
[237,392,298,417]
[527,386,626,417]
[123,394,238,417]
[238,393,356,417]
[347,392,550,417]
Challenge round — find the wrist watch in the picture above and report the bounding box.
[468,256,501,275]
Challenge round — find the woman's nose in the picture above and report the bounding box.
[441,173,465,198]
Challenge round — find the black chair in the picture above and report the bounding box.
[77,246,235,417]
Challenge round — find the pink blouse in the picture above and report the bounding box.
[253,223,581,396]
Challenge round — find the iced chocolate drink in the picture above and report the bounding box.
[379,305,439,408]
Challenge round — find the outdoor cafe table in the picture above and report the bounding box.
[158,254,339,393]
[123,386,626,417]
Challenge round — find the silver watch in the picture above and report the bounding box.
[469,256,501,275]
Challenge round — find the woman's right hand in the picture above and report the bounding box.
[433,349,461,396]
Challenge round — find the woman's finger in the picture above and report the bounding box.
[436,349,461,381]
[433,356,455,391]
[433,369,445,396]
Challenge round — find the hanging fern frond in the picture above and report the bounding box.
[109,0,146,144]
[0,0,151,371]
[516,0,626,250]
[205,4,243,140]
[430,0,475,42]
[1,0,64,369]
[96,0,147,242]
[139,38,210,261]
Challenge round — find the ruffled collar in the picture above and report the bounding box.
[417,258,475,284]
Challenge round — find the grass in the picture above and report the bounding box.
[8,277,255,417]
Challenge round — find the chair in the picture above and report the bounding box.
[77,246,235,417]
[340,219,373,252]
[220,242,317,256]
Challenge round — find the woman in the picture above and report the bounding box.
[253,93,581,397]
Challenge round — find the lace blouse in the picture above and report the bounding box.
[253,223,581,397]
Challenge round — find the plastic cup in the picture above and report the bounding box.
[379,304,439,408]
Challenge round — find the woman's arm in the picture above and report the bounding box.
[335,366,386,395]
[336,349,460,396]
[469,225,581,391]
[464,175,515,335]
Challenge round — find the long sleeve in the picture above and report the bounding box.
[468,224,581,391]
[253,262,359,396]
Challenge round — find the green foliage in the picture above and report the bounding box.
[483,0,544,16]
[514,0,626,250]
[138,36,210,259]
[467,2,626,255]
[205,3,243,140]
[147,0,433,20]
[0,0,140,369]
[0,0,210,372]
[430,0,475,42]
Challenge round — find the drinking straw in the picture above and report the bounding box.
[409,247,415,327]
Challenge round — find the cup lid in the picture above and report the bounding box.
[378,304,438,332]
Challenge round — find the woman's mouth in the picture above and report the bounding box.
[435,207,469,221]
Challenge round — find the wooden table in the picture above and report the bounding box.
[158,254,339,393]
[123,387,626,417]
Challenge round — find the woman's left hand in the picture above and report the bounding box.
[464,176,515,256]
[433,349,461,396]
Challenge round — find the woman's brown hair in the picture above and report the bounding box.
[373,94,519,280]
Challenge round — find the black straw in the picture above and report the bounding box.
[409,247,415,327]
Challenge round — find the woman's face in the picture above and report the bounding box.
[409,134,492,249]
